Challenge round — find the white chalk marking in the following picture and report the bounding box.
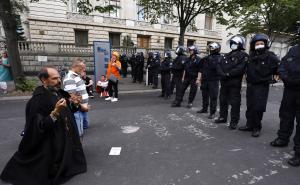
[229,148,242,152]
[232,174,238,179]
[243,170,250,174]
[109,147,122,155]
[270,170,278,175]
[121,126,140,134]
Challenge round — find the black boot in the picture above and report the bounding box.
[215,117,227,124]
[238,125,253,132]
[207,113,215,119]
[251,129,261,137]
[171,101,181,107]
[228,123,238,130]
[197,109,208,114]
[288,154,300,167]
[186,103,193,109]
[270,138,289,147]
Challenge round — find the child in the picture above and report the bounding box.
[96,75,109,97]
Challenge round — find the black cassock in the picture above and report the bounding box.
[0,86,87,185]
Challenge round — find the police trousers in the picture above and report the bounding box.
[277,88,300,154]
[219,85,242,123]
[201,80,219,114]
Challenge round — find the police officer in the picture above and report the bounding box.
[120,53,128,78]
[136,52,145,83]
[172,45,201,108]
[214,35,248,129]
[170,46,187,96]
[239,34,279,137]
[146,52,160,89]
[270,22,300,166]
[130,53,138,83]
[197,42,224,119]
[146,52,154,85]
[159,51,172,99]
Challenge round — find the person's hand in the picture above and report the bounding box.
[196,78,201,85]
[54,98,67,113]
[274,75,280,82]
[80,104,91,112]
[112,63,117,66]
[70,94,82,105]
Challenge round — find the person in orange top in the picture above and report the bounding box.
[105,51,122,102]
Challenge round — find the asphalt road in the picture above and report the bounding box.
[0,86,299,185]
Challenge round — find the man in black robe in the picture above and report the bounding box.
[0,67,87,185]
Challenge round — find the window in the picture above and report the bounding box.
[205,14,213,30]
[70,0,78,13]
[109,33,121,47]
[74,30,88,46]
[137,4,145,21]
[105,0,120,17]
[137,35,150,48]
[164,38,173,50]
[187,39,195,47]
[161,15,170,24]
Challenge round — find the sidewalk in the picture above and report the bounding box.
[0,77,283,101]
[0,76,161,101]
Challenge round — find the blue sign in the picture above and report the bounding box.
[93,41,111,84]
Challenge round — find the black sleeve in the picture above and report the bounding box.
[269,52,280,75]
[228,54,247,77]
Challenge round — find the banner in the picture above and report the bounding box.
[93,41,111,84]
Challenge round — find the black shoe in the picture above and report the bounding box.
[228,123,238,130]
[215,117,227,124]
[187,103,193,109]
[164,96,170,100]
[197,109,208,114]
[288,156,300,167]
[207,114,215,119]
[270,138,289,147]
[238,126,253,132]
[171,102,181,107]
[251,130,260,137]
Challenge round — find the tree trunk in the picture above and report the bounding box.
[178,25,186,46]
[0,0,25,86]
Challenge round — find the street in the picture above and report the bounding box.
[0,86,300,185]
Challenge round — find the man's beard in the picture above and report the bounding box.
[47,82,61,92]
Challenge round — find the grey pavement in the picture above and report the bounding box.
[0,86,299,185]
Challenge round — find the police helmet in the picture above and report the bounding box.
[227,35,246,50]
[153,52,161,59]
[175,46,186,55]
[148,52,154,58]
[250,33,270,51]
[164,51,172,58]
[208,42,221,53]
[188,45,199,54]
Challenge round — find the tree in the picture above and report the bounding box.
[0,0,118,88]
[225,0,300,45]
[138,0,237,46]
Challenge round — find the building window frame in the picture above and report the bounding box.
[164,37,173,50]
[74,29,89,47]
[109,32,121,47]
[204,14,213,30]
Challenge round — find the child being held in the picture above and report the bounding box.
[96,75,109,97]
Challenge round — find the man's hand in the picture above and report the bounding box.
[54,98,67,113]
[80,104,91,112]
[274,75,280,82]
[70,94,82,105]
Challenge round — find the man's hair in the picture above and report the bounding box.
[71,57,85,68]
[37,66,56,81]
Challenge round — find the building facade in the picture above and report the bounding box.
[17,0,222,51]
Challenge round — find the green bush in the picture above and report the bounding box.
[16,79,38,92]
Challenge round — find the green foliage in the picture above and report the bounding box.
[15,78,38,92]
[138,0,237,45]
[226,0,300,45]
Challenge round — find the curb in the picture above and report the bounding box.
[0,89,161,101]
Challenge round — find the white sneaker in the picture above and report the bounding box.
[105,97,112,101]
[111,98,118,102]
